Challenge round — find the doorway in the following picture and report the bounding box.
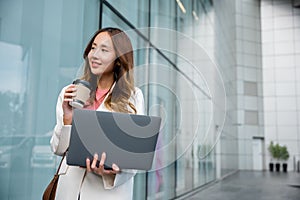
[252,137,264,170]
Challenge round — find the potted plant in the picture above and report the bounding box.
[268,141,275,172]
[273,143,281,172]
[280,145,289,172]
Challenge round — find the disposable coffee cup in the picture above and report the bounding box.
[69,79,91,109]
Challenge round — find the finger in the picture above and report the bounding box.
[86,158,91,172]
[63,98,75,103]
[64,86,77,96]
[64,91,77,99]
[64,92,77,97]
[63,93,77,102]
[66,85,76,91]
[91,153,98,169]
[112,163,120,173]
[103,169,116,175]
[99,152,106,167]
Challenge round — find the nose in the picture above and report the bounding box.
[91,47,101,59]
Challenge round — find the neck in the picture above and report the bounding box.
[97,73,114,90]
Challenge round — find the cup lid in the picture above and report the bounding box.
[73,79,91,90]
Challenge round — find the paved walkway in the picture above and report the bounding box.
[183,171,300,200]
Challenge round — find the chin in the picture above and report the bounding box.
[90,69,103,76]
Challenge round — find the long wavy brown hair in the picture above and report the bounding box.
[81,27,136,114]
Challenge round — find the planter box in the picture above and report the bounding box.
[282,163,288,172]
[269,163,274,172]
[275,163,280,172]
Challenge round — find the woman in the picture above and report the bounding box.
[50,27,145,199]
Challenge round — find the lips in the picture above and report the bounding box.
[91,61,101,68]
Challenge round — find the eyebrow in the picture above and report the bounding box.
[92,42,110,49]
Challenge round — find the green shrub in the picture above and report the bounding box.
[268,141,289,162]
[280,146,289,161]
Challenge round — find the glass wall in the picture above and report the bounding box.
[0,0,238,199]
[102,0,220,199]
[0,0,99,199]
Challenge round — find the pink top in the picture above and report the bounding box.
[84,88,110,110]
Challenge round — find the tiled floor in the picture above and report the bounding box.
[183,171,300,200]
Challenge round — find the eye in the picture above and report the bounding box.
[102,49,108,52]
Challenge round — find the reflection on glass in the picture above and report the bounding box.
[105,0,149,28]
[0,0,239,199]
[0,0,99,199]
[102,0,219,199]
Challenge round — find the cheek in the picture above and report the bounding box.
[103,54,116,65]
[87,52,92,62]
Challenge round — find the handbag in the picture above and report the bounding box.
[42,153,65,200]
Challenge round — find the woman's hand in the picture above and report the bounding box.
[62,85,77,125]
[86,152,120,176]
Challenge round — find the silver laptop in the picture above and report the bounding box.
[66,109,161,171]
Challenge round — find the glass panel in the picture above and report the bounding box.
[0,0,234,199]
[105,0,149,28]
[150,0,177,29]
[103,0,220,196]
[148,5,179,197]
[102,4,132,30]
[0,0,99,199]
[146,49,177,200]
[102,4,151,200]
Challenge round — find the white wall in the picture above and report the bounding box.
[261,0,300,171]
[235,0,264,170]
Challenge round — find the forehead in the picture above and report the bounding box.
[93,32,113,47]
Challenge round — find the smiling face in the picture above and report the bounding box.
[81,28,136,113]
[88,31,116,77]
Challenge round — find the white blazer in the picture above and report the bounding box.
[50,84,145,200]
